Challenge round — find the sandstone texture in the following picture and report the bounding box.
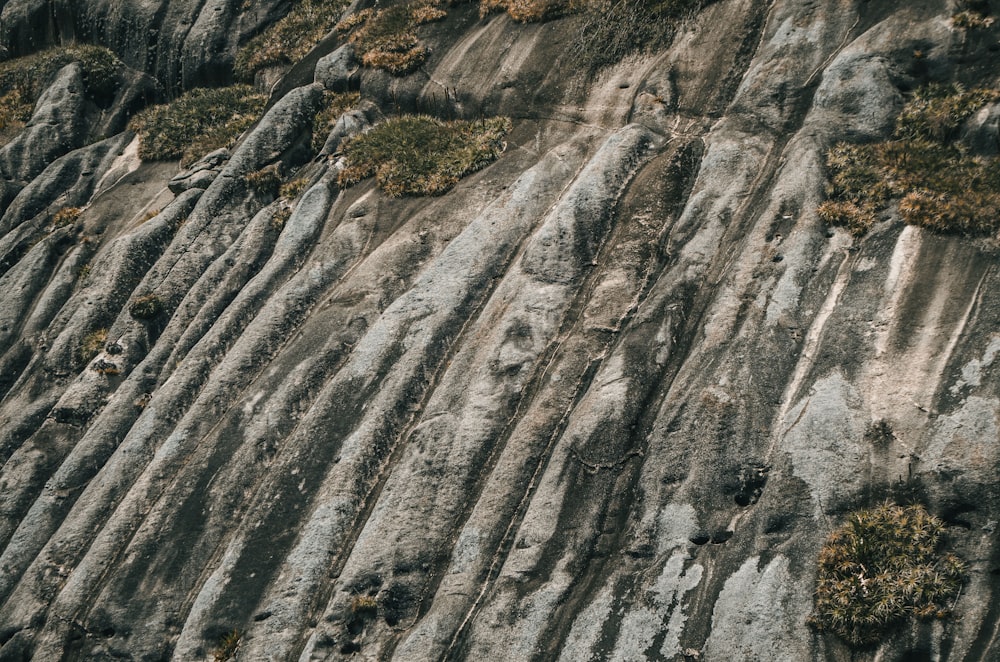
[1,0,999,660]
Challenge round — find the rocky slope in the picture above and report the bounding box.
[1,0,999,660]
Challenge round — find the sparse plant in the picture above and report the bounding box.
[952,9,995,29]
[480,0,575,22]
[271,204,292,230]
[76,263,92,284]
[128,86,267,166]
[79,328,108,363]
[129,293,164,320]
[819,84,1000,237]
[245,164,283,196]
[312,91,360,152]
[235,0,351,80]
[213,629,241,662]
[338,114,511,196]
[351,595,378,615]
[279,177,310,199]
[52,206,82,228]
[808,503,966,646]
[139,209,161,223]
[91,359,121,376]
[335,1,447,76]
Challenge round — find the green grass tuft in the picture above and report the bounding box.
[809,503,965,647]
[335,1,447,76]
[0,45,121,144]
[819,84,1000,236]
[338,114,511,196]
[235,0,351,81]
[128,86,267,166]
[312,91,360,152]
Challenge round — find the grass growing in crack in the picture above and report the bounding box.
[338,114,511,196]
[235,0,351,80]
[0,45,120,144]
[79,328,108,364]
[128,85,267,166]
[819,83,1000,236]
[312,91,360,152]
[244,164,283,196]
[335,0,447,76]
[213,629,241,662]
[808,503,965,647]
[129,293,164,320]
[280,177,310,199]
[52,207,83,228]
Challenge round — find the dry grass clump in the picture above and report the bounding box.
[279,177,310,199]
[79,328,108,364]
[819,84,1000,236]
[129,293,164,320]
[235,0,351,80]
[128,86,267,166]
[480,0,576,22]
[808,503,965,646]
[312,91,360,151]
[338,114,511,196]
[52,207,83,228]
[335,1,447,75]
[213,629,240,662]
[952,9,995,29]
[244,164,283,196]
[0,45,120,144]
[350,595,378,614]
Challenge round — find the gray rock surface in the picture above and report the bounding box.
[1,0,1000,660]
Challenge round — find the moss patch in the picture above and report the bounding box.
[128,85,267,166]
[79,328,108,364]
[335,1,447,76]
[338,114,511,196]
[312,91,360,152]
[235,0,351,81]
[129,293,164,320]
[809,503,965,647]
[0,45,121,144]
[819,84,1000,236]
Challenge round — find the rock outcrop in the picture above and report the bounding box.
[1,0,999,660]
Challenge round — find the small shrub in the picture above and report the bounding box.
[213,629,241,662]
[79,328,108,363]
[338,114,511,196]
[235,0,351,80]
[52,207,83,228]
[952,10,995,29]
[245,164,283,196]
[0,45,121,145]
[351,595,378,615]
[271,204,292,230]
[480,0,576,22]
[128,86,267,166]
[279,177,310,199]
[335,1,447,76]
[808,503,965,647]
[129,293,164,320]
[91,359,121,376]
[819,84,1000,237]
[312,91,360,152]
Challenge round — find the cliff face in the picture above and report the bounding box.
[0,0,999,660]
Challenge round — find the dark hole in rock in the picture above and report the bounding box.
[734,493,752,507]
[710,530,733,544]
[347,618,364,635]
[253,611,272,622]
[689,533,710,545]
[772,253,783,263]
[100,627,115,638]
[340,641,361,654]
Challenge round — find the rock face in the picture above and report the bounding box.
[1,1,999,661]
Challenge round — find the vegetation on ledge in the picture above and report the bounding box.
[808,503,966,647]
[818,83,1000,236]
[0,45,121,144]
[128,85,267,166]
[335,0,447,76]
[337,114,511,196]
[235,0,351,81]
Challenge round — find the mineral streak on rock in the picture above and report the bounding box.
[1,0,999,661]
